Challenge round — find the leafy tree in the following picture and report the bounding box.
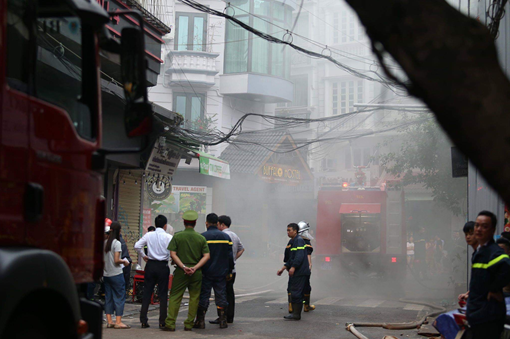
[378,119,466,215]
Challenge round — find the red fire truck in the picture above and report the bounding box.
[316,183,406,278]
[0,1,152,338]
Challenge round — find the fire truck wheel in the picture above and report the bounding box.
[2,290,78,339]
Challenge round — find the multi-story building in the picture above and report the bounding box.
[150,0,296,156]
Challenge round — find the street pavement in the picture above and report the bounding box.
[103,257,454,339]
[103,291,440,339]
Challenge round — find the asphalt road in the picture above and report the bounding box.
[102,257,453,339]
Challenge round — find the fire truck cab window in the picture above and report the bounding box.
[34,2,93,139]
[6,0,30,92]
[341,213,381,252]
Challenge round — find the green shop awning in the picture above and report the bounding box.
[166,140,230,180]
[196,150,230,180]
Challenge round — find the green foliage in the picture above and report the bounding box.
[378,119,466,215]
[189,114,218,133]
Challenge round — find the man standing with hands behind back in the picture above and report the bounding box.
[466,211,510,339]
[134,215,173,329]
[162,210,210,332]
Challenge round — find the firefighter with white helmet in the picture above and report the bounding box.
[297,221,315,312]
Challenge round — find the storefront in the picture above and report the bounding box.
[217,131,316,257]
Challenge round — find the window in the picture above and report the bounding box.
[173,93,205,129]
[224,0,292,78]
[175,13,207,51]
[7,0,30,92]
[321,158,337,172]
[35,14,93,139]
[7,0,94,139]
[350,147,371,167]
[334,10,365,44]
[332,80,365,128]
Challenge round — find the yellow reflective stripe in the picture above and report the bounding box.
[290,246,306,251]
[229,242,233,245]
[207,240,230,244]
[472,254,510,269]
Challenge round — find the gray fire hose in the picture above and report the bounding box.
[345,299,446,338]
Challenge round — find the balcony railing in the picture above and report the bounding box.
[165,50,220,88]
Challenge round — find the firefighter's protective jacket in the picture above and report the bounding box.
[466,239,510,326]
[304,238,313,256]
[284,235,311,276]
[201,226,234,278]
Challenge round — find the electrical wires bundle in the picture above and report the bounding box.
[178,0,406,94]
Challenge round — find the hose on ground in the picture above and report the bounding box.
[345,299,447,338]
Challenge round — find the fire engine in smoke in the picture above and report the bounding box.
[316,176,406,278]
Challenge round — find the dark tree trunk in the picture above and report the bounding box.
[344,0,510,205]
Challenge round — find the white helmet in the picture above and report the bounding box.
[297,221,310,233]
[297,221,313,240]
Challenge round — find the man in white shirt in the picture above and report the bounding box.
[134,215,173,329]
[213,215,244,324]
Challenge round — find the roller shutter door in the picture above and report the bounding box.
[117,170,142,261]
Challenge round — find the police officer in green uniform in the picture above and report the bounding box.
[162,211,210,331]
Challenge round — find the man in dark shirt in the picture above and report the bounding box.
[277,223,310,321]
[467,210,510,339]
[194,213,234,329]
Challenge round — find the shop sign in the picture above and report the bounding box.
[146,140,182,177]
[260,163,302,185]
[147,185,207,215]
[199,157,231,179]
[146,181,171,201]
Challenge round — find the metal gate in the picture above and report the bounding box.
[117,170,142,261]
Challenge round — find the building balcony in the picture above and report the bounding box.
[219,73,294,103]
[165,50,220,89]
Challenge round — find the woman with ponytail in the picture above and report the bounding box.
[104,221,131,329]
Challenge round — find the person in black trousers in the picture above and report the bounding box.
[194,213,234,329]
[134,215,173,329]
[119,233,132,293]
[277,223,310,321]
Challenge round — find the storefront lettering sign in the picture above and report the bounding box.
[145,140,181,177]
[260,163,302,184]
[199,157,231,179]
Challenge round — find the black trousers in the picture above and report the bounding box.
[226,273,236,321]
[140,260,169,325]
[304,274,312,295]
[199,275,228,310]
[123,263,131,292]
[287,275,307,304]
[469,319,504,339]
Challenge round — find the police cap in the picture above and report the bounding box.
[182,210,198,221]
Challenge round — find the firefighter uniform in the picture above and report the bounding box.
[303,238,315,312]
[284,234,310,319]
[194,225,234,329]
[467,239,510,338]
[164,211,210,331]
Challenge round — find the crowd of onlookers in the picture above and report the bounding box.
[95,211,244,331]
[407,229,447,278]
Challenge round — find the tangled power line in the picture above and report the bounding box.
[178,0,407,95]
